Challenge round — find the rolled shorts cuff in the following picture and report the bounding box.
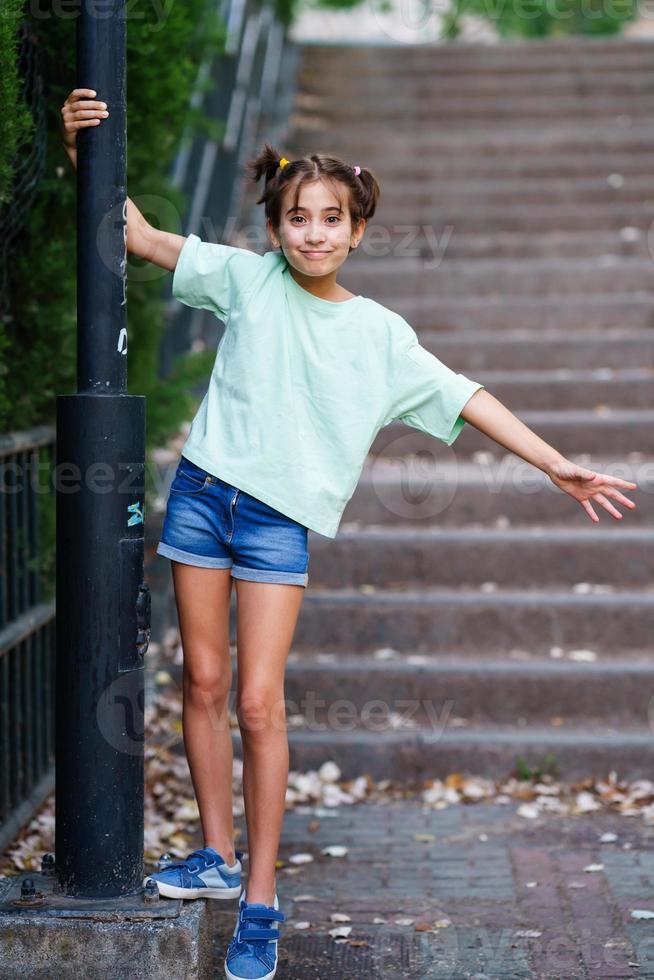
[156,542,232,568]
[231,564,308,587]
[156,542,308,587]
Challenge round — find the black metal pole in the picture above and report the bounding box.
[54,0,150,897]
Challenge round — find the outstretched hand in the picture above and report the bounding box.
[546,458,638,523]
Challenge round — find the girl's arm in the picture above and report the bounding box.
[60,88,185,271]
[460,388,638,523]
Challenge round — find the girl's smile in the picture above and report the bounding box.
[267,178,365,300]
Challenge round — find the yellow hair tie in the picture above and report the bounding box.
[279,157,290,169]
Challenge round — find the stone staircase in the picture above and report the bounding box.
[148,36,654,783]
[281,36,654,781]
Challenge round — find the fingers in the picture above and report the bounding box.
[593,492,623,520]
[605,488,636,509]
[581,499,600,522]
[595,471,638,490]
[589,477,637,510]
[61,88,109,139]
[63,101,108,114]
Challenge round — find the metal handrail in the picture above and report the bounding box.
[159,0,298,376]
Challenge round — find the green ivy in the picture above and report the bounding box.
[1,0,226,594]
[3,1,226,446]
[0,0,35,425]
[442,0,638,38]
[0,1,34,207]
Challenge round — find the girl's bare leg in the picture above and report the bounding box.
[234,579,305,906]
[172,562,237,864]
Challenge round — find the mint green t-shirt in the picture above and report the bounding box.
[171,233,484,538]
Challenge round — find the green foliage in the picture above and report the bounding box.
[0,0,34,206]
[1,0,227,594]
[514,753,560,780]
[442,0,638,38]
[0,1,36,425]
[145,348,217,451]
[2,0,226,453]
[274,0,638,36]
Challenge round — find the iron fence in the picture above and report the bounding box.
[0,0,298,855]
[0,425,56,854]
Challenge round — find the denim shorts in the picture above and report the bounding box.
[156,456,310,587]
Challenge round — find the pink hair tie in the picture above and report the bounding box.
[353,165,361,176]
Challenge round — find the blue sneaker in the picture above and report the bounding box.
[143,847,243,900]
[224,889,285,980]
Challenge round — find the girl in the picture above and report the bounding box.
[61,88,638,980]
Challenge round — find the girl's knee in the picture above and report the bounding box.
[237,690,287,736]
[183,663,233,706]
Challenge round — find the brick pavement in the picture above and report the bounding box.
[207,799,654,979]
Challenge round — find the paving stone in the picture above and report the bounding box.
[203,798,654,978]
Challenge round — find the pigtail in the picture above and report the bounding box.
[244,141,286,206]
[353,166,380,222]
[243,142,381,234]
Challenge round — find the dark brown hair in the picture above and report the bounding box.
[244,142,380,252]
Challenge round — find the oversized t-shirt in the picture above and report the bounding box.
[171,233,484,538]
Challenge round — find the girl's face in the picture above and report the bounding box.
[267,178,364,279]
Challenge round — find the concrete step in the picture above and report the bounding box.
[368,296,654,334]
[434,368,654,410]
[377,175,654,206]
[411,328,654,368]
[261,725,654,781]
[354,290,654,334]
[155,644,654,730]
[349,258,654,298]
[343,456,652,528]
[306,527,654,589]
[281,654,654,726]
[289,588,654,654]
[293,103,654,128]
[379,230,651,261]
[363,201,654,233]
[297,127,654,158]
[300,37,654,68]
[371,409,654,458]
[301,40,654,76]
[144,454,652,537]
[366,154,654,182]
[299,69,654,99]
[366,291,654,324]
[371,294,654,333]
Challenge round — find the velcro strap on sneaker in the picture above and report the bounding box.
[239,926,281,941]
[242,907,285,923]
